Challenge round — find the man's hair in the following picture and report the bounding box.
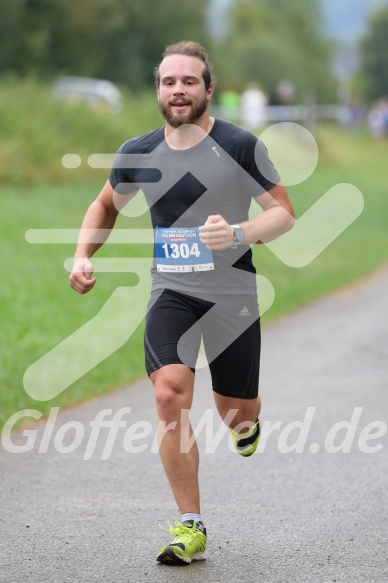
[154,41,215,90]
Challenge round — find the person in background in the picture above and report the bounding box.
[240,82,267,131]
[218,86,241,121]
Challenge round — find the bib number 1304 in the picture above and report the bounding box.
[161,242,200,259]
[155,227,214,272]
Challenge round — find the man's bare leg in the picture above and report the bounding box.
[213,393,261,432]
[150,363,200,514]
[213,393,261,456]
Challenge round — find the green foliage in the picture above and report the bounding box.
[0,78,162,184]
[359,6,388,103]
[0,0,209,89]
[0,0,336,99]
[212,0,336,102]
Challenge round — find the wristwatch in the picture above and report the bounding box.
[231,224,246,247]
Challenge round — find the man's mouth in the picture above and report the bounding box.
[170,101,191,110]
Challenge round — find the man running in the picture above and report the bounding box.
[69,41,295,565]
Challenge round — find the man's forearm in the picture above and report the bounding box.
[74,198,118,259]
[240,205,295,245]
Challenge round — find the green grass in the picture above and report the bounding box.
[0,181,155,428]
[255,124,388,320]
[1,95,387,430]
[0,77,162,184]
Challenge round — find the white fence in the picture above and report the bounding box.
[211,104,348,124]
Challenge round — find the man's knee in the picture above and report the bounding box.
[154,384,179,420]
[151,365,193,422]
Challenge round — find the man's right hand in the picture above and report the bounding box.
[69,258,97,294]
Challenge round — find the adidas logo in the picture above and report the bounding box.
[238,306,250,317]
[212,146,221,157]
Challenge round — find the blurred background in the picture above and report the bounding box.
[1,0,387,93]
[1,0,388,182]
[1,0,388,429]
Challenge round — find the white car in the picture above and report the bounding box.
[52,76,123,114]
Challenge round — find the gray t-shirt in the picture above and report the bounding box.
[109,118,281,295]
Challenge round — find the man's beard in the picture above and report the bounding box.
[159,94,209,128]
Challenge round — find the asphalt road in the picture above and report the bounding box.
[1,267,388,583]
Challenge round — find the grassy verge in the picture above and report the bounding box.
[0,77,162,184]
[1,122,387,431]
[256,123,388,320]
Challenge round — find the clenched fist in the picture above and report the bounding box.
[69,258,96,294]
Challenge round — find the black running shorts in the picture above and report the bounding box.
[144,289,260,399]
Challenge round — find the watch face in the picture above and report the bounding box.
[234,226,245,243]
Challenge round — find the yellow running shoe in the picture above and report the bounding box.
[156,520,207,565]
[231,418,261,457]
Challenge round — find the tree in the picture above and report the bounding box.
[0,0,65,77]
[211,0,337,103]
[359,6,388,103]
[0,0,209,90]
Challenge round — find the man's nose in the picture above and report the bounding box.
[173,82,186,94]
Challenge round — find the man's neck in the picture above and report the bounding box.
[164,116,215,150]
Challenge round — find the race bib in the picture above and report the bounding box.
[155,227,214,272]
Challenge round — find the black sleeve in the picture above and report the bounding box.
[240,135,281,197]
[108,140,139,195]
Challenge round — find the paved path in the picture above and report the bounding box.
[1,267,388,582]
